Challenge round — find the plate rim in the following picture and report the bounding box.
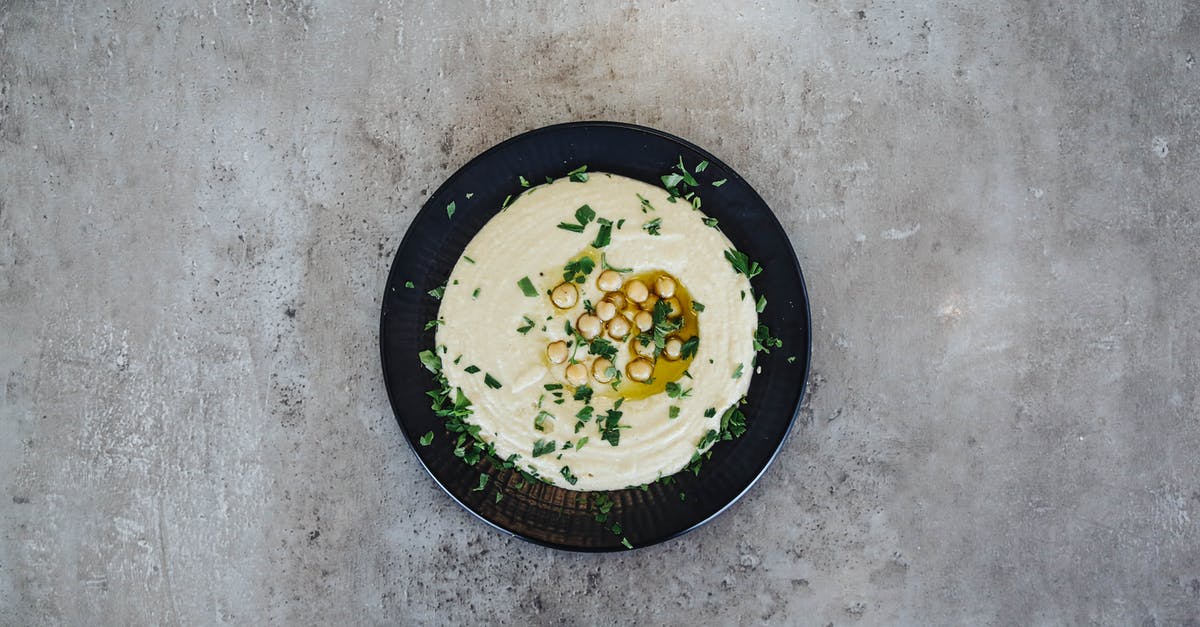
[379,120,812,551]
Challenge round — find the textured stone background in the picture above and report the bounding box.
[2,1,1198,624]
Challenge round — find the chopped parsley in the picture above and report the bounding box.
[637,193,656,213]
[600,399,625,446]
[753,324,783,353]
[642,218,663,236]
[669,406,680,419]
[544,383,564,391]
[501,194,513,209]
[560,466,579,485]
[600,252,632,273]
[466,193,474,199]
[665,382,692,398]
[464,365,480,374]
[573,384,594,403]
[698,429,719,449]
[787,356,797,363]
[696,160,709,172]
[463,255,475,264]
[576,436,589,451]
[404,281,415,289]
[692,300,705,313]
[534,410,554,432]
[519,175,530,187]
[680,336,700,360]
[567,165,589,182]
[702,216,720,230]
[719,405,747,440]
[756,295,767,313]
[472,287,481,299]
[592,218,613,248]
[712,178,727,187]
[557,204,597,233]
[473,473,489,491]
[732,363,744,379]
[575,405,594,433]
[562,256,596,283]
[724,248,763,279]
[423,317,444,330]
[704,407,717,418]
[621,537,633,550]
[517,276,538,297]
[419,431,434,446]
[427,284,445,299]
[484,373,503,389]
[517,316,535,335]
[532,439,557,457]
[588,337,618,361]
[418,350,441,373]
[446,201,456,219]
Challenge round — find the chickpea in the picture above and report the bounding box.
[547,341,569,364]
[664,297,682,318]
[595,300,617,321]
[632,338,657,358]
[565,362,589,386]
[605,292,626,310]
[654,275,676,298]
[634,310,653,332]
[592,358,614,383]
[551,282,578,309]
[597,269,623,292]
[663,336,683,360]
[625,279,649,303]
[627,358,654,382]
[606,316,631,340]
[576,313,602,340]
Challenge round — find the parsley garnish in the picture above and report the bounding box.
[600,253,632,273]
[719,405,747,440]
[753,324,783,353]
[680,336,700,360]
[544,383,563,391]
[637,193,656,213]
[576,436,589,450]
[592,218,613,248]
[557,204,597,233]
[562,256,596,283]
[532,439,557,457]
[600,400,625,446]
[588,337,618,361]
[642,218,663,236]
[732,363,744,379]
[473,473,489,491]
[463,255,475,264]
[575,405,594,433]
[427,284,445,299]
[472,287,481,299]
[573,384,593,403]
[696,160,709,172]
[464,365,480,374]
[704,407,717,418]
[787,356,797,363]
[501,194,513,209]
[534,410,553,432]
[560,466,579,485]
[484,373,503,389]
[423,317,443,330]
[724,248,763,279]
[567,165,589,182]
[669,406,680,419]
[517,276,538,297]
[665,382,692,398]
[519,175,530,187]
[756,295,767,313]
[446,201,456,219]
[703,217,719,228]
[692,300,705,313]
[621,537,633,550]
[517,316,535,335]
[712,178,727,187]
[404,281,415,289]
[419,431,434,446]
[418,350,441,374]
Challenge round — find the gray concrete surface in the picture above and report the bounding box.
[2,1,1198,624]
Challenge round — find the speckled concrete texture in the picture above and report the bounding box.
[2,1,1198,624]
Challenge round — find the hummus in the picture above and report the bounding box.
[435,172,757,490]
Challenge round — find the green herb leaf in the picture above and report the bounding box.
[642,218,663,236]
[484,373,503,389]
[712,178,727,187]
[621,537,633,549]
[692,300,705,313]
[472,287,481,299]
[696,160,709,173]
[669,406,680,419]
[473,473,489,491]
[576,436,589,451]
[637,193,656,213]
[753,324,783,353]
[575,204,596,225]
[680,336,700,360]
[532,439,557,457]
[562,256,596,283]
[404,281,415,289]
[517,276,538,297]
[704,407,717,418]
[502,194,513,209]
[556,222,585,233]
[732,363,744,379]
[519,175,530,187]
[534,410,554,432]
[661,173,684,189]
[418,350,441,374]
[703,217,719,228]
[592,222,613,248]
[560,466,579,485]
[517,316,535,335]
[466,193,474,199]
[463,255,475,264]
[756,295,767,313]
[419,431,434,446]
[787,356,797,363]
[588,337,618,361]
[567,165,589,182]
[724,248,763,279]
[544,383,564,391]
[573,384,593,403]
[464,365,480,374]
[446,201,457,219]
[600,253,632,273]
[600,403,625,446]
[428,284,445,299]
[424,317,444,330]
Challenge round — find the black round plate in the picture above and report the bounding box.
[380,122,811,551]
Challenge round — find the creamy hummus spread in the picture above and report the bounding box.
[435,172,757,490]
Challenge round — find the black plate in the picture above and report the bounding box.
[380,122,811,551]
